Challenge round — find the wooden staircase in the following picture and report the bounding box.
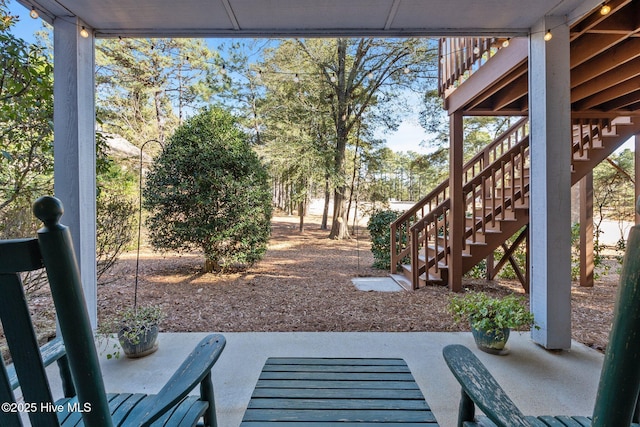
[390,115,640,290]
[391,1,640,291]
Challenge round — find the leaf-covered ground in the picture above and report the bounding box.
[95,214,615,352]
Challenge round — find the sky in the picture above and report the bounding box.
[6,0,432,155]
[7,0,631,154]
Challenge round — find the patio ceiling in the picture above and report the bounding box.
[19,0,601,38]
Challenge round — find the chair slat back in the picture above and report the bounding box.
[0,196,114,426]
[592,199,640,426]
[0,238,59,426]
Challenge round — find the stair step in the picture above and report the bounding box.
[420,271,446,285]
[390,274,413,291]
[466,239,487,246]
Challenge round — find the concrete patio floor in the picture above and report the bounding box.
[48,332,604,427]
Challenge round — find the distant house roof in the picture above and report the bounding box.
[104,134,153,164]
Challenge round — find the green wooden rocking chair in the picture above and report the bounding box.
[0,196,226,426]
[443,198,640,427]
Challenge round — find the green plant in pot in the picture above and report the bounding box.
[449,291,536,355]
[97,305,165,359]
[117,305,165,358]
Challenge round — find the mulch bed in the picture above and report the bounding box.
[98,214,616,352]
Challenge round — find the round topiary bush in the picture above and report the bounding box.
[143,106,272,272]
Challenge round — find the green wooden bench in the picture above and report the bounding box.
[240,357,439,426]
[0,196,226,426]
[443,198,640,427]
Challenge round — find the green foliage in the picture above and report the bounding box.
[96,38,222,144]
[570,222,581,280]
[493,232,527,280]
[0,29,54,238]
[464,259,487,279]
[367,209,404,269]
[143,107,272,272]
[449,292,536,342]
[96,165,137,282]
[252,38,438,239]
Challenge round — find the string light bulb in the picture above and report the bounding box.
[600,2,611,15]
[473,45,480,55]
[293,73,300,83]
[219,64,227,75]
[80,26,89,38]
[29,7,39,19]
[502,38,510,48]
[403,66,411,74]
[367,71,374,80]
[330,73,337,83]
[543,29,553,41]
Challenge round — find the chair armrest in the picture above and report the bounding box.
[126,334,226,426]
[8,336,67,390]
[442,344,530,427]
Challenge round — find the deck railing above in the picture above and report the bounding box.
[438,37,506,97]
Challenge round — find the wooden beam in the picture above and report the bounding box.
[490,73,528,111]
[574,76,640,110]
[580,173,594,287]
[465,62,527,112]
[586,2,640,34]
[571,56,640,102]
[570,111,640,119]
[570,0,632,39]
[493,228,528,291]
[600,89,640,111]
[571,34,629,68]
[571,38,640,88]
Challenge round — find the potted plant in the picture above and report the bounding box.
[97,305,165,359]
[449,291,536,355]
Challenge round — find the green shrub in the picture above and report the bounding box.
[143,107,272,272]
[367,209,404,269]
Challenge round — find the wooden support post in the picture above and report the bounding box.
[449,111,464,292]
[635,135,640,225]
[529,16,572,349]
[580,172,594,287]
[486,253,495,280]
[53,18,97,328]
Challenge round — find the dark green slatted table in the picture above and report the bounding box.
[240,357,439,426]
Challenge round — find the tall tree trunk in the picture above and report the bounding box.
[328,39,350,240]
[346,122,362,225]
[329,188,349,239]
[154,90,165,144]
[321,174,330,230]
[299,201,305,232]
